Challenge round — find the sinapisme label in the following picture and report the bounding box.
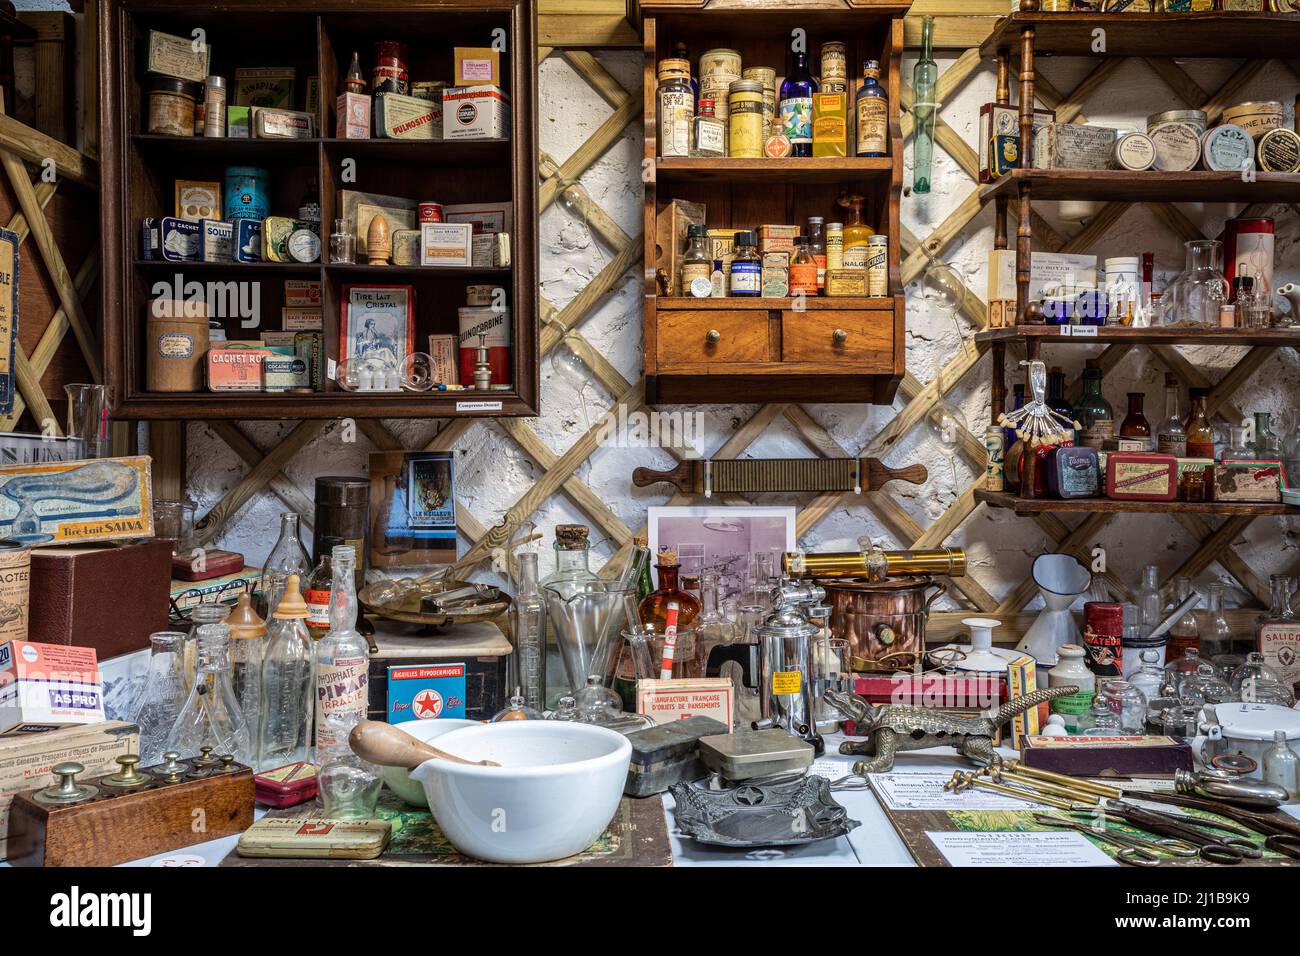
[781,97,813,146]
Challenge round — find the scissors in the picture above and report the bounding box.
[1137,790,1300,861]
[1032,811,1197,867]
[1102,799,1262,865]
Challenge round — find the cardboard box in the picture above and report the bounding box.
[987,249,1097,327]
[282,306,323,331]
[375,91,442,140]
[227,105,251,138]
[174,180,221,221]
[145,30,209,84]
[335,91,371,139]
[1213,459,1283,502]
[635,678,734,728]
[387,663,468,723]
[208,347,271,390]
[284,279,321,308]
[420,222,473,267]
[654,198,705,296]
[0,457,154,545]
[0,641,104,734]
[454,46,500,85]
[0,721,138,859]
[428,334,459,386]
[812,91,848,157]
[234,67,296,108]
[1033,123,1117,171]
[442,85,509,140]
[199,219,233,262]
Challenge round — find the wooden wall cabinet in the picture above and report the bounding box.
[635,0,909,406]
[99,0,538,420]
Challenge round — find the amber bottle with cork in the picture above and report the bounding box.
[1119,392,1152,451]
[638,549,702,632]
[1184,387,1216,459]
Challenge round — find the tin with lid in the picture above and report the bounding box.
[1146,109,1207,136]
[1221,100,1285,141]
[1111,130,1155,171]
[1258,127,1300,172]
[312,476,370,564]
[1201,123,1255,172]
[1148,122,1201,172]
[698,727,814,782]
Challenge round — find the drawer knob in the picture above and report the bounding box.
[706,329,721,345]
[832,328,849,345]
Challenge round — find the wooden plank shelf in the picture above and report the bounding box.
[655,295,900,310]
[320,137,511,166]
[980,12,1300,59]
[980,169,1300,206]
[325,263,511,277]
[976,489,1299,517]
[975,325,1300,347]
[115,390,532,422]
[655,156,894,185]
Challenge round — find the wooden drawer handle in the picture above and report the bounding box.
[706,329,721,345]
[832,328,849,345]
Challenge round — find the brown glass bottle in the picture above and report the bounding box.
[303,535,342,640]
[638,550,702,631]
[1119,392,1152,450]
[1184,387,1216,459]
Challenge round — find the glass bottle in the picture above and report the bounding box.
[744,550,779,609]
[1045,367,1073,423]
[1184,387,1216,459]
[1155,373,1187,457]
[1161,239,1228,328]
[1119,392,1152,451]
[693,571,738,673]
[1166,576,1200,662]
[1136,565,1162,634]
[303,535,342,641]
[260,513,310,619]
[313,545,369,761]
[1252,411,1280,460]
[1129,648,1164,712]
[1281,411,1300,487]
[729,231,761,297]
[778,50,818,157]
[854,59,888,158]
[1219,425,1255,461]
[344,51,365,94]
[224,593,267,765]
[329,218,356,265]
[509,552,547,714]
[317,716,382,819]
[1255,574,1300,698]
[1262,731,1299,800]
[184,603,230,687]
[130,631,190,766]
[168,624,251,764]
[1198,583,1232,660]
[656,65,694,158]
[912,15,937,192]
[1233,275,1256,329]
[259,572,315,769]
[805,217,827,293]
[691,97,726,158]
[541,525,600,706]
[679,223,711,296]
[1072,360,1114,449]
[837,194,873,271]
[789,237,818,297]
[638,549,702,631]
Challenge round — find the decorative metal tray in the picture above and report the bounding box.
[670,774,860,848]
[359,578,510,628]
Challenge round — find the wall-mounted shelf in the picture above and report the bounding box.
[980,11,1300,59]
[976,490,1298,518]
[979,169,1300,206]
[976,325,1300,348]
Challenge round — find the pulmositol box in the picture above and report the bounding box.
[441,85,509,140]
[0,640,104,735]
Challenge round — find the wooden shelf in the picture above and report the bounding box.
[132,134,320,160]
[114,390,531,422]
[976,489,1298,517]
[980,169,1300,206]
[980,12,1300,58]
[326,263,511,277]
[976,325,1300,347]
[655,295,900,311]
[655,156,894,185]
[320,137,511,166]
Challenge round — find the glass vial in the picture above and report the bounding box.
[329,218,356,264]
[1262,730,1299,800]
[509,552,547,714]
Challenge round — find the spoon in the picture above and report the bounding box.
[348,720,500,768]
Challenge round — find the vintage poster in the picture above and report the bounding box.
[368,450,457,568]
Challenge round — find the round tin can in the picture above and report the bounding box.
[984,427,1005,492]
[727,79,766,159]
[312,477,370,571]
[418,202,443,223]
[699,48,742,124]
[1146,109,1207,136]
[1201,123,1254,172]
[865,234,889,296]
[147,77,199,137]
[372,40,410,96]
[1111,130,1155,171]
[1147,122,1201,172]
[820,41,847,89]
[0,540,30,642]
[1258,127,1300,172]
[826,222,844,270]
[742,66,777,139]
[223,166,270,221]
[1082,601,1124,681]
[1221,100,1285,141]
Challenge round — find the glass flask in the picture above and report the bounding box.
[693,572,739,673]
[1135,565,1161,634]
[742,551,779,610]
[541,525,600,707]
[167,624,252,764]
[1231,651,1295,707]
[1198,583,1233,659]
[313,545,370,761]
[638,550,702,634]
[130,631,190,765]
[1262,731,1299,800]
[509,552,547,714]
[1252,411,1281,460]
[317,717,382,819]
[259,512,310,619]
[259,573,315,769]
[1101,680,1146,733]
[491,688,543,721]
[1129,648,1164,707]
[64,383,110,459]
[224,593,267,763]
[1160,240,1228,328]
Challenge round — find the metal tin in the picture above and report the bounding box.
[727,79,766,159]
[223,166,269,221]
[1201,123,1254,172]
[1147,122,1202,172]
[312,476,370,565]
[865,234,889,295]
[698,727,814,781]
[1083,601,1124,680]
[741,66,777,138]
[820,41,847,86]
[1146,109,1207,135]
[985,426,1005,492]
[1257,127,1300,172]
[147,77,199,137]
[1221,100,1285,141]
[418,202,443,223]
[699,48,742,124]
[1046,446,1099,499]
[1111,130,1155,171]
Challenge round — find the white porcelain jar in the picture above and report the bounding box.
[1047,643,1095,733]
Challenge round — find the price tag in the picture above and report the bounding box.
[1069,325,1099,337]
[1056,326,1072,336]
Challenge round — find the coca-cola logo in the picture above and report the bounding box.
[457,102,478,125]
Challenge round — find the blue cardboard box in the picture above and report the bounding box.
[387,662,468,724]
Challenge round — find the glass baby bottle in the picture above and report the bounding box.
[259,573,315,769]
[130,631,190,766]
[168,623,252,765]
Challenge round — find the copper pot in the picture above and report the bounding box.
[820,575,943,671]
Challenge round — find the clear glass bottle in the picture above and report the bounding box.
[1161,239,1228,328]
[729,230,761,297]
[184,603,230,688]
[329,218,355,264]
[312,545,370,761]
[130,631,190,766]
[912,16,937,192]
[690,97,726,158]
[260,512,310,619]
[778,50,818,157]
[1129,649,1164,713]
[224,593,267,764]
[303,535,342,641]
[1255,574,1300,698]
[1233,275,1256,329]
[1252,411,1280,460]
[1120,392,1152,451]
[679,223,711,297]
[509,552,547,714]
[1198,582,1233,659]
[1166,576,1200,662]
[743,550,779,609]
[259,572,315,769]
[693,571,738,674]
[168,623,252,764]
[1155,373,1187,456]
[1072,360,1114,449]
[1219,425,1255,461]
[1136,565,1162,634]
[855,59,889,158]
[541,525,600,707]
[1184,388,1216,459]
[317,717,382,819]
[1262,731,1299,800]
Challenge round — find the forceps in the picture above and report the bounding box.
[1032,811,1198,867]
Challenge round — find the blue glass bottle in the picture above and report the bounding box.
[854,59,888,158]
[779,52,818,158]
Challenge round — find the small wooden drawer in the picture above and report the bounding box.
[656,310,770,365]
[781,310,895,370]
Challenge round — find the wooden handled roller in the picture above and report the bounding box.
[348,720,499,769]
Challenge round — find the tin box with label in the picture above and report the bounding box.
[1045,446,1099,499]
[146,306,209,391]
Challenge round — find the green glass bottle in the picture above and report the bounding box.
[1072,359,1114,449]
[912,16,938,194]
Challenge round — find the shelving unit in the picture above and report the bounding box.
[636,0,909,406]
[99,0,538,420]
[975,489,1299,518]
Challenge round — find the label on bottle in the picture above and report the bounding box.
[730,260,761,295]
[855,96,888,155]
[1187,440,1215,458]
[1080,419,1114,448]
[695,118,726,157]
[658,88,693,157]
[789,260,818,295]
[315,656,369,750]
[680,261,710,295]
[1050,690,1095,733]
[1157,434,1187,456]
[780,97,813,146]
[1166,629,1199,663]
[843,243,869,271]
[305,588,331,627]
[1258,622,1300,693]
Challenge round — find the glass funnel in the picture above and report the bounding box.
[542,582,637,697]
[1160,240,1228,328]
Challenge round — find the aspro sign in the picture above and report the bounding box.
[0,640,104,735]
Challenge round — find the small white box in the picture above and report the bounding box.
[441,85,510,140]
[420,222,473,267]
[0,641,104,735]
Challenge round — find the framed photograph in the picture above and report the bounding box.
[340,284,415,370]
[647,505,796,603]
[368,451,457,568]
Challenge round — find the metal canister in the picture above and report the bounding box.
[699,48,742,124]
[0,540,30,641]
[825,222,844,270]
[1221,100,1285,141]
[985,426,1005,492]
[312,476,370,569]
[1257,127,1300,173]
[819,576,944,670]
[820,41,847,92]
[1146,109,1207,136]
[223,166,270,221]
[1082,601,1124,682]
[865,234,889,295]
[727,79,766,159]
[418,202,443,223]
[741,66,777,140]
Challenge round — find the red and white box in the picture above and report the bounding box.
[441,85,510,140]
[457,305,510,386]
[0,641,104,735]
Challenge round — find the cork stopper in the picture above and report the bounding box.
[633,533,647,548]
[272,573,309,620]
[554,524,590,551]
[224,592,267,639]
[656,548,680,566]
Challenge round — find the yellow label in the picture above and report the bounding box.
[771,670,802,695]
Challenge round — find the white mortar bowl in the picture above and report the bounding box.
[381,719,480,807]
[409,721,632,864]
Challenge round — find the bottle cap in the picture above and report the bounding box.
[273,573,310,620]
[225,592,268,638]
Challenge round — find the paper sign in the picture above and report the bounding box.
[926,830,1119,867]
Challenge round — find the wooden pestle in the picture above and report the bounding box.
[349,720,499,768]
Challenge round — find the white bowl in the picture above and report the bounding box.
[381,719,481,806]
[409,721,631,864]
